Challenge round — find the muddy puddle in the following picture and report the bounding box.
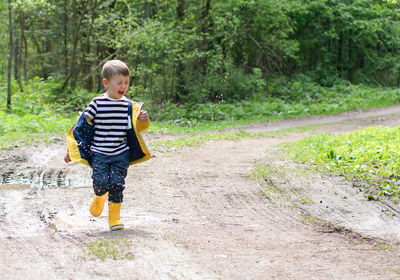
[0,168,91,189]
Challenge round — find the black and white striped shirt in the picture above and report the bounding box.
[84,94,130,156]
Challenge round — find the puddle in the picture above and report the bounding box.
[0,169,91,189]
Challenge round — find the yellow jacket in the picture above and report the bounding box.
[66,100,151,167]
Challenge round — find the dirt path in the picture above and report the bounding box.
[1,106,400,279]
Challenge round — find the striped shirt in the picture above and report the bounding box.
[84,94,130,156]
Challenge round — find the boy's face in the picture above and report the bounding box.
[103,74,130,99]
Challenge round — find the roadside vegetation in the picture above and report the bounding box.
[2,77,400,149]
[286,126,400,202]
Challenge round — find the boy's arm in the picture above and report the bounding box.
[137,110,150,132]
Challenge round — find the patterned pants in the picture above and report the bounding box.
[91,150,130,203]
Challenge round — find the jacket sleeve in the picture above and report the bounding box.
[137,118,150,132]
[66,112,94,166]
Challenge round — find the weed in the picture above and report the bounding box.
[81,237,134,261]
[256,184,286,200]
[373,241,400,251]
[251,163,280,180]
[300,196,315,204]
[300,215,316,223]
[251,161,289,201]
[163,233,180,246]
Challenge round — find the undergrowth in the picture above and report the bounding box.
[2,78,400,148]
[286,126,400,201]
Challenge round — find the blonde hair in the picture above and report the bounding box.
[102,60,130,80]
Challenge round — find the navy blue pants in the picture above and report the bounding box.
[91,150,130,203]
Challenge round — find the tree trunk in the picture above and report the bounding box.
[16,11,24,92]
[63,0,88,90]
[63,0,69,77]
[82,0,98,91]
[174,0,186,103]
[21,12,28,83]
[199,0,212,75]
[7,0,13,111]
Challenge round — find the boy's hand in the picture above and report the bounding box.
[64,152,71,163]
[138,110,149,122]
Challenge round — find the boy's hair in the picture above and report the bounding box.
[102,60,130,80]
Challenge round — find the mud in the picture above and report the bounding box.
[1,106,400,279]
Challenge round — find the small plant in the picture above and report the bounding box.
[300,215,316,223]
[300,196,315,204]
[81,237,134,261]
[251,162,288,200]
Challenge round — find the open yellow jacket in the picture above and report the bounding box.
[66,100,152,167]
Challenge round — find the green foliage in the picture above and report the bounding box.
[4,0,400,105]
[0,110,74,148]
[287,126,400,201]
[289,0,400,86]
[150,82,400,130]
[6,76,97,114]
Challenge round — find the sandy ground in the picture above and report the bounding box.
[1,106,400,279]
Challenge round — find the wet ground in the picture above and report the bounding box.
[1,106,400,279]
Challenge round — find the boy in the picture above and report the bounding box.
[64,60,151,231]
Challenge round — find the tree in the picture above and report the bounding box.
[7,0,13,111]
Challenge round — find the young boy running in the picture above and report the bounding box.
[64,60,151,231]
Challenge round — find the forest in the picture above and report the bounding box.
[3,2,400,275]
[2,0,400,124]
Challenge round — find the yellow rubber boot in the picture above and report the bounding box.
[108,202,124,231]
[89,192,108,217]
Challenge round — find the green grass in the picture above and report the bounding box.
[81,237,134,261]
[286,126,400,201]
[2,81,400,148]
[0,111,75,149]
[148,84,400,133]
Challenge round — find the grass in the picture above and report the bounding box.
[149,83,400,133]
[286,126,400,201]
[0,110,75,149]
[2,81,400,148]
[300,215,317,223]
[81,237,134,261]
[251,162,290,201]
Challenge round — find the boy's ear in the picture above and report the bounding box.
[102,78,109,88]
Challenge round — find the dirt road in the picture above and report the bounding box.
[1,106,400,279]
